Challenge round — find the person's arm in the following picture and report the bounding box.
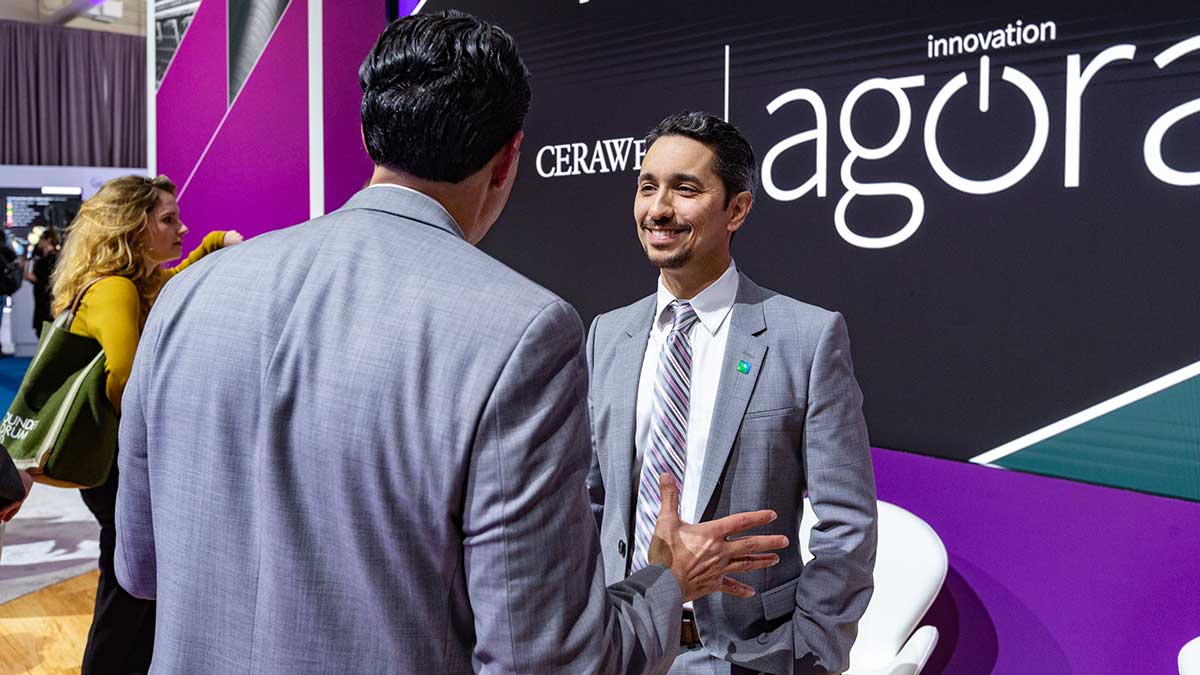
[113,306,160,599]
[76,278,143,416]
[465,300,786,674]
[792,312,877,671]
[733,312,878,673]
[464,300,682,674]
[22,257,35,284]
[585,315,605,531]
[163,230,241,278]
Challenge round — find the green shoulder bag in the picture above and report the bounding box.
[2,277,118,488]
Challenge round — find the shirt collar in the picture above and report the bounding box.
[653,261,739,337]
[366,183,461,233]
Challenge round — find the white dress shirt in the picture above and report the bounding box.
[633,261,739,529]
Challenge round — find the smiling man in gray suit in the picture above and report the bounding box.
[587,112,879,675]
[113,14,788,675]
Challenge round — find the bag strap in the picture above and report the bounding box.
[63,276,114,329]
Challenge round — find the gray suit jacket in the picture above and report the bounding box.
[115,186,683,674]
[586,272,877,675]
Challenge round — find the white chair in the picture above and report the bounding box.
[1180,636,1200,675]
[799,499,947,675]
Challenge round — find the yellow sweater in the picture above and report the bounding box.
[70,231,226,414]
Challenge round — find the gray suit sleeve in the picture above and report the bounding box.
[464,300,682,674]
[585,315,605,531]
[114,313,160,600]
[791,312,877,672]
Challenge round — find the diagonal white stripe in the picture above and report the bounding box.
[179,0,298,199]
[971,359,1200,465]
[155,0,209,92]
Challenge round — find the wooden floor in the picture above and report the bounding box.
[0,571,97,675]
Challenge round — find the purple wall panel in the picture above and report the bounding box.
[321,0,387,212]
[872,447,1200,674]
[175,0,309,243]
[322,0,422,212]
[156,0,227,188]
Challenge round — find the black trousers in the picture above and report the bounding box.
[33,301,51,338]
[79,459,156,674]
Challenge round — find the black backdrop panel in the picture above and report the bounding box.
[422,0,1200,468]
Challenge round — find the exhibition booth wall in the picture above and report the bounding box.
[874,447,1200,673]
[152,1,1200,672]
[154,0,414,244]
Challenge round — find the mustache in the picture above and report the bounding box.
[641,221,692,230]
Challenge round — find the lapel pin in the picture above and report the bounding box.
[736,360,752,374]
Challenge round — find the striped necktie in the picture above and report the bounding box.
[631,300,700,573]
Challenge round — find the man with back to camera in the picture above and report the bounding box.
[587,112,879,674]
[113,12,789,674]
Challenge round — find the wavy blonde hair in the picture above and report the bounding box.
[50,175,176,317]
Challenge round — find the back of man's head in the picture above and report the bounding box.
[359,10,531,184]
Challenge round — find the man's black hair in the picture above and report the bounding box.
[359,10,531,182]
[645,112,758,207]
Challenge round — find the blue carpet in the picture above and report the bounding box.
[0,357,30,413]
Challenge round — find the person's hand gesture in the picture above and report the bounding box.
[649,473,789,602]
[222,230,245,247]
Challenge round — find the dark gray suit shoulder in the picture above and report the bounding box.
[751,282,847,345]
[589,293,654,341]
[748,279,838,320]
[588,277,847,345]
[173,206,566,331]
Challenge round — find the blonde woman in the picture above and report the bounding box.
[49,175,242,673]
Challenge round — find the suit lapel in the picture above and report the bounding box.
[693,273,767,522]
[608,297,655,538]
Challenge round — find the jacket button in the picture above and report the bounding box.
[618,540,627,557]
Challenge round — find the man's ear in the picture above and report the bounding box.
[726,191,754,234]
[491,131,524,187]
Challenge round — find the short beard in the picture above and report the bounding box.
[646,246,692,269]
